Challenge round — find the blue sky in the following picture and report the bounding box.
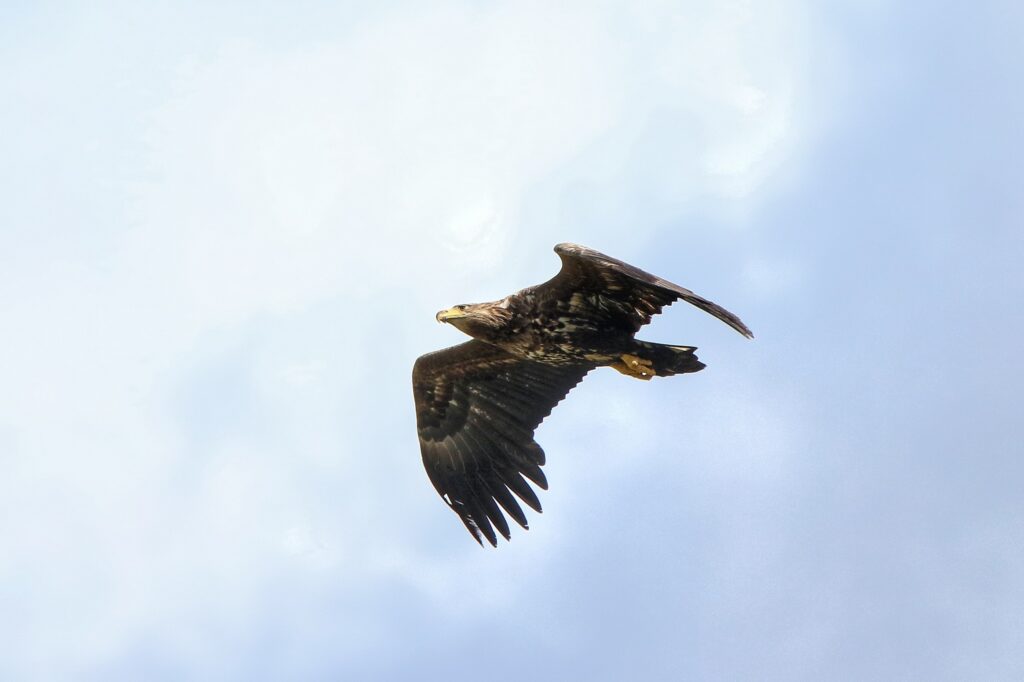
[2,1,1022,679]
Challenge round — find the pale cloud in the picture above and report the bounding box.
[128,0,808,313]
[0,1,817,677]
[741,255,805,299]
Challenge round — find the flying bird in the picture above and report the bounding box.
[412,243,752,546]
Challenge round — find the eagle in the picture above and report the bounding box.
[412,243,752,546]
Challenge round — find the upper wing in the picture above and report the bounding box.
[538,243,754,337]
[413,340,591,546]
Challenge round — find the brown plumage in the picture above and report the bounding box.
[412,243,753,546]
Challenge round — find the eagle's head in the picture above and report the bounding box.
[436,299,513,341]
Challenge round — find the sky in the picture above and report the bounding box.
[1,1,1022,679]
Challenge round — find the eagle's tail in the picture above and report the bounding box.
[629,341,706,378]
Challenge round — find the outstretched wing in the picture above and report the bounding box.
[413,340,591,546]
[538,243,754,337]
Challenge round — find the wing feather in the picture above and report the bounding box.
[413,340,591,546]
[540,243,754,337]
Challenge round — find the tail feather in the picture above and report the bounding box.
[635,341,705,376]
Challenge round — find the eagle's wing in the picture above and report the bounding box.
[541,243,754,337]
[413,340,591,546]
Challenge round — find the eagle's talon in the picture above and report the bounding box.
[613,354,655,380]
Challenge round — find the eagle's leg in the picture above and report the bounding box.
[610,353,655,381]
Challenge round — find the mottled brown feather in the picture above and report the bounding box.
[413,340,591,546]
[543,243,754,338]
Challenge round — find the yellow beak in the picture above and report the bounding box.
[436,307,468,323]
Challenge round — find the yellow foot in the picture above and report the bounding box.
[611,353,655,380]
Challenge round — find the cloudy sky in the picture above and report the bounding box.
[2,1,1022,679]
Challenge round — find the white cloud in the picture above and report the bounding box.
[0,1,817,676]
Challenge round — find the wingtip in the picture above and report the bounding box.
[466,523,497,548]
[474,524,500,548]
[725,316,754,339]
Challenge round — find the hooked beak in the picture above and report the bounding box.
[436,307,467,323]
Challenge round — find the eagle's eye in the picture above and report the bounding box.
[457,304,468,310]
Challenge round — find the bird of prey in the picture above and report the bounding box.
[412,243,752,546]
